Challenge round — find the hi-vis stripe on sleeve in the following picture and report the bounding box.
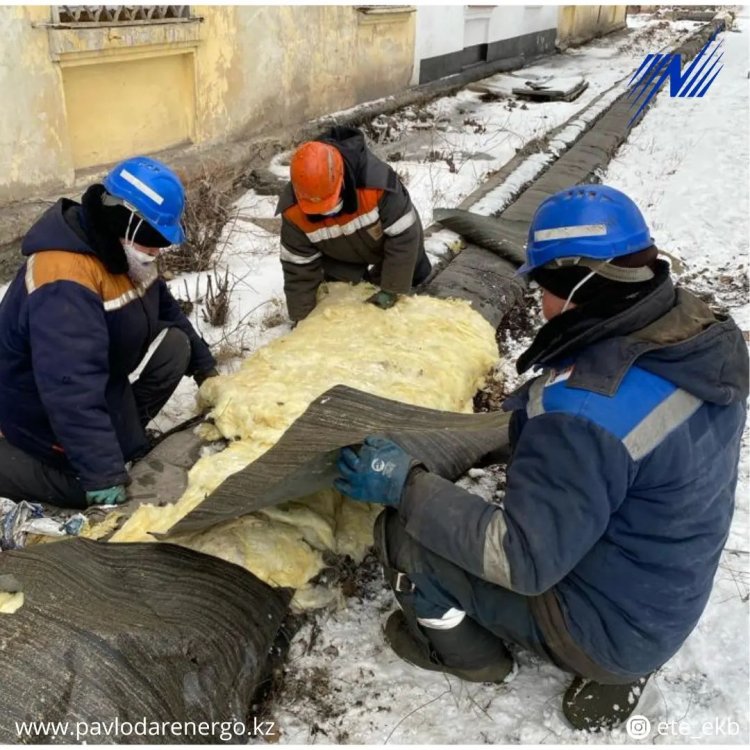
[482,512,513,587]
[280,247,322,265]
[622,389,701,461]
[103,288,140,311]
[25,255,36,293]
[305,207,380,243]
[383,209,416,237]
[102,278,157,311]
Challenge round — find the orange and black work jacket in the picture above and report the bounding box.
[0,200,215,491]
[276,126,425,322]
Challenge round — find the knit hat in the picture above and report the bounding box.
[530,245,660,307]
[98,191,173,247]
[80,184,171,275]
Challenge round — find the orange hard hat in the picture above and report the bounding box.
[290,141,345,215]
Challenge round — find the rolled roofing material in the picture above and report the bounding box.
[0,539,289,743]
[165,384,511,537]
[432,208,528,266]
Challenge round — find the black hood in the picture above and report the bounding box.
[22,199,95,258]
[519,266,748,406]
[21,187,129,274]
[319,125,368,181]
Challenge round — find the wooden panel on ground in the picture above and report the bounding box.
[512,77,588,102]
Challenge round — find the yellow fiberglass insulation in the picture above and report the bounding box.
[111,283,499,608]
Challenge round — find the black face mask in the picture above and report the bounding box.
[99,192,172,247]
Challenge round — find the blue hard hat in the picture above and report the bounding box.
[103,156,186,245]
[518,185,653,275]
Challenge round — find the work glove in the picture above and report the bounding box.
[334,436,416,506]
[85,485,127,507]
[194,367,219,387]
[366,290,399,310]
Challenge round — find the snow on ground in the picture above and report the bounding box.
[120,14,750,744]
[264,17,750,746]
[0,10,744,745]
[598,14,750,743]
[151,17,700,433]
[230,16,698,267]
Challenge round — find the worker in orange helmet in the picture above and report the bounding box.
[275,127,431,323]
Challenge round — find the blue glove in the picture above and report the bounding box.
[334,436,415,506]
[85,485,127,507]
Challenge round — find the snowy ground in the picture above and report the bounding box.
[150,13,702,435]
[262,16,750,746]
[0,9,746,746]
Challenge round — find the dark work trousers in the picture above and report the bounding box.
[322,245,433,288]
[0,327,191,509]
[375,508,561,666]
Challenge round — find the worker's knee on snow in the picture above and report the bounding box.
[159,327,191,376]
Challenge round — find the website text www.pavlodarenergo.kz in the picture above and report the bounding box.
[16,717,277,742]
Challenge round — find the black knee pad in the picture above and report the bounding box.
[161,327,191,372]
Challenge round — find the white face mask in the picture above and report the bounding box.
[322,200,343,216]
[123,243,158,266]
[121,212,160,285]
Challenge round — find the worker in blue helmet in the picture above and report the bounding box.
[335,185,748,731]
[0,156,218,509]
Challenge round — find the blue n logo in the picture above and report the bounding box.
[628,28,724,125]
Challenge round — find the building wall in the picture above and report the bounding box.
[0,6,74,202]
[557,5,628,47]
[0,5,416,204]
[413,5,559,85]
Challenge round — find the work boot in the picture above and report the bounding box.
[384,610,514,683]
[562,674,651,731]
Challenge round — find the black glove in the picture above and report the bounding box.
[194,367,219,387]
[366,290,400,310]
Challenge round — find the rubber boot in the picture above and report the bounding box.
[562,674,651,731]
[384,610,514,684]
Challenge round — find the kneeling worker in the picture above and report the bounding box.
[276,126,432,323]
[335,185,747,731]
[0,157,217,509]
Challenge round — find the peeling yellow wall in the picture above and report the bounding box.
[191,5,416,143]
[558,6,627,46]
[63,53,195,169]
[0,5,415,203]
[0,5,73,203]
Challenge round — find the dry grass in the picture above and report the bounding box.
[161,166,235,275]
[202,268,230,327]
